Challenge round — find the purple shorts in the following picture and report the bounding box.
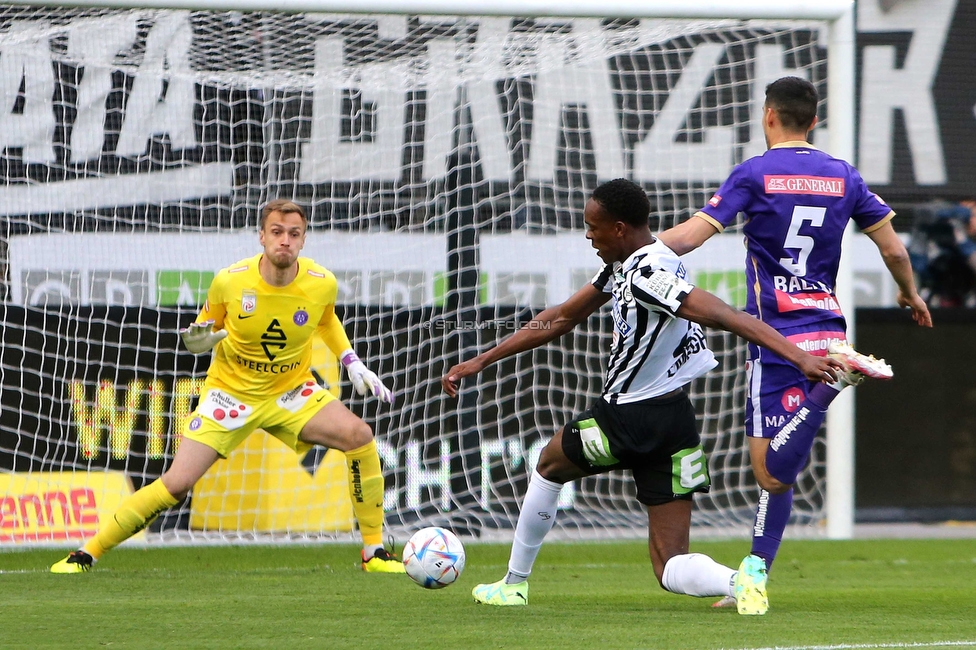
[745,322,846,439]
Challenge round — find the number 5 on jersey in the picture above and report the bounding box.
[780,205,826,277]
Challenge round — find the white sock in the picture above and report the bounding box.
[825,379,846,392]
[661,553,736,598]
[505,469,563,583]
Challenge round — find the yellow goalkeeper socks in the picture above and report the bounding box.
[344,440,385,548]
[83,478,178,559]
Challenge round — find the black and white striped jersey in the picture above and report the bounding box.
[591,239,717,404]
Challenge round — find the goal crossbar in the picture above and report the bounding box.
[1,0,854,20]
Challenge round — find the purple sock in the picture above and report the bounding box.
[750,488,793,571]
[764,383,838,484]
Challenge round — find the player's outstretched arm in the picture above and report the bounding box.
[179,319,228,354]
[657,214,719,256]
[441,284,610,398]
[865,222,933,327]
[677,287,844,383]
[317,310,394,403]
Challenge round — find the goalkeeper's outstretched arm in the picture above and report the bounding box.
[318,308,394,404]
[180,287,228,354]
[180,320,228,354]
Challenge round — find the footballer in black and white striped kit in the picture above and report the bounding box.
[591,240,716,405]
[442,178,843,610]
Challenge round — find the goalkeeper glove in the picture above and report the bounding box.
[180,320,228,354]
[340,350,394,403]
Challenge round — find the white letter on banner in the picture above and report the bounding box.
[633,42,734,183]
[423,18,513,181]
[422,38,459,181]
[301,37,406,182]
[858,0,954,185]
[479,440,504,509]
[405,440,451,511]
[0,22,56,163]
[526,19,625,181]
[116,12,197,156]
[67,16,139,162]
[465,18,514,181]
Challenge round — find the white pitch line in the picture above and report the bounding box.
[720,641,976,650]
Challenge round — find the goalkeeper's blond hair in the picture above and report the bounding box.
[261,199,306,229]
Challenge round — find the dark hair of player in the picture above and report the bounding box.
[764,76,819,132]
[591,178,652,228]
[260,200,307,230]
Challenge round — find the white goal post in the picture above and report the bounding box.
[0,0,857,546]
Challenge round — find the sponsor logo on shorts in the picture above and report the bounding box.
[781,387,805,412]
[199,390,251,430]
[577,418,618,467]
[276,380,322,413]
[211,408,243,422]
[785,331,846,357]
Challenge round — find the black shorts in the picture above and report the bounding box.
[561,391,710,506]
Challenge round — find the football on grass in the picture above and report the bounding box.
[402,527,466,589]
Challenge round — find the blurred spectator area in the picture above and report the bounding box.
[901,200,976,308]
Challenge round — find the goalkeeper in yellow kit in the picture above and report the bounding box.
[52,200,404,574]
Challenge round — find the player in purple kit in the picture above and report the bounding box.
[659,76,932,615]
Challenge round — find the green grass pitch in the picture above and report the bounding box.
[2,539,975,649]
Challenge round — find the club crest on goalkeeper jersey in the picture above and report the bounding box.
[590,240,717,405]
[697,142,894,331]
[195,253,338,395]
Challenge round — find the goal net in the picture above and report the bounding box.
[0,4,840,545]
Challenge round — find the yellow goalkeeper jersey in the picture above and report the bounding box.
[195,253,351,396]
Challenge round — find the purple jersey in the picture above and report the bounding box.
[698,143,894,331]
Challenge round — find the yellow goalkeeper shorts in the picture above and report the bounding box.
[182,378,336,458]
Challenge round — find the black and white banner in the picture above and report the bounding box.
[858,0,976,198]
[0,2,968,217]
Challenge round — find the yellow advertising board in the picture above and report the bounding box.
[0,471,136,543]
[189,436,354,533]
[190,339,354,533]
